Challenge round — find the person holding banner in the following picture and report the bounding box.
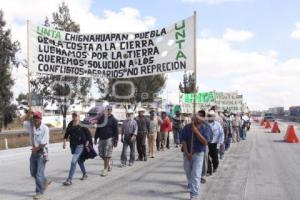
[23,111,51,200]
[94,105,119,177]
[180,115,210,200]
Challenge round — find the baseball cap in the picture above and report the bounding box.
[33,111,42,119]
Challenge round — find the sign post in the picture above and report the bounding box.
[191,11,197,154]
[27,20,32,108]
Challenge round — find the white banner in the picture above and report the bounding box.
[29,16,195,78]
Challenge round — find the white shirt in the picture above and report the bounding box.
[209,121,224,144]
[33,123,49,148]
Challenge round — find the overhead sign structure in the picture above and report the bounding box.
[28,16,195,78]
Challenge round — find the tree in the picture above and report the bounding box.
[16,92,28,104]
[0,10,20,130]
[101,75,166,110]
[179,72,197,93]
[31,2,91,130]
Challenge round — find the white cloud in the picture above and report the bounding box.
[290,22,300,39]
[182,0,248,5]
[223,28,254,42]
[196,36,299,110]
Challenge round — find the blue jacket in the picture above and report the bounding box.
[95,115,119,145]
[180,123,211,153]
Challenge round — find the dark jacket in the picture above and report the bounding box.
[95,115,119,145]
[80,127,97,161]
[64,122,87,153]
[135,116,150,134]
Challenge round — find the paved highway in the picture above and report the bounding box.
[0,121,299,200]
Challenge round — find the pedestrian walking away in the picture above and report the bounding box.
[95,105,119,177]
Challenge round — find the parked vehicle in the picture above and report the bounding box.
[82,106,105,125]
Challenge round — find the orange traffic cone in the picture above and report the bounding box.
[271,122,280,133]
[284,125,299,143]
[265,121,271,129]
[260,119,265,126]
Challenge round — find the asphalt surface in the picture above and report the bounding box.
[0,121,299,200]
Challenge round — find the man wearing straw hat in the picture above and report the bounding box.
[120,109,137,167]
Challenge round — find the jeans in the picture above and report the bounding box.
[224,135,232,150]
[30,153,47,194]
[173,129,180,145]
[240,128,247,140]
[121,135,136,164]
[68,144,86,181]
[183,152,204,198]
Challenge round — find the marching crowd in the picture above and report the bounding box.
[22,105,251,200]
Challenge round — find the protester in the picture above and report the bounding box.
[241,112,250,140]
[135,108,149,161]
[94,105,119,177]
[198,110,213,184]
[232,113,241,142]
[172,111,184,148]
[180,115,211,200]
[23,111,51,200]
[219,110,232,159]
[223,110,232,151]
[63,112,96,185]
[148,110,159,158]
[166,116,172,149]
[120,109,137,167]
[159,111,171,151]
[207,110,224,175]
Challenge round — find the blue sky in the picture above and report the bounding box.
[90,0,300,60]
[1,0,300,110]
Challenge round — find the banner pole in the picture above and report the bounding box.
[193,11,197,115]
[27,20,32,109]
[191,11,197,154]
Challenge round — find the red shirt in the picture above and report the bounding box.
[160,117,171,132]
